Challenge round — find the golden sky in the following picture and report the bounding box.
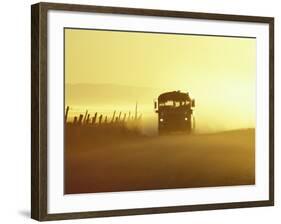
[65,28,256,132]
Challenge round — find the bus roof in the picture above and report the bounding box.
[158,91,191,102]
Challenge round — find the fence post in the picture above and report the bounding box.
[123,113,127,122]
[73,116,77,125]
[118,112,122,121]
[83,110,88,124]
[78,114,83,125]
[92,112,97,125]
[128,111,131,121]
[99,114,103,124]
[111,111,116,123]
[135,102,138,120]
[86,114,90,124]
[65,106,69,124]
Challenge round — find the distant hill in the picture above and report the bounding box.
[65,83,165,106]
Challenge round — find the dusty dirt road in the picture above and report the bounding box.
[65,129,255,194]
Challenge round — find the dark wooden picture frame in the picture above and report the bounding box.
[31,2,274,221]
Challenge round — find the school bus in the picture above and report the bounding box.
[154,91,195,135]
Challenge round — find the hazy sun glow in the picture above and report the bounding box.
[65,29,256,133]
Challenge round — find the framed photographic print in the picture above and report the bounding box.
[31,2,274,221]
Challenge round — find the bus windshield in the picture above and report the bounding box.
[159,100,190,107]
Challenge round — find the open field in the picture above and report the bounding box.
[65,129,255,194]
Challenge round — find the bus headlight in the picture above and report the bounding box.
[160,118,164,122]
[184,117,188,121]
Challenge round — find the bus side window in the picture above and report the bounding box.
[175,101,181,107]
[166,100,174,106]
[192,99,195,107]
